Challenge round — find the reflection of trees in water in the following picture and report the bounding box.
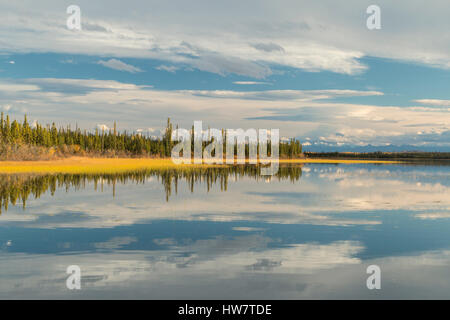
[0,164,302,213]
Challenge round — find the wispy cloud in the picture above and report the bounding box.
[1,78,448,148]
[233,81,271,85]
[0,83,39,92]
[414,99,450,107]
[251,42,285,53]
[183,89,383,101]
[155,65,178,73]
[60,58,75,64]
[97,59,143,73]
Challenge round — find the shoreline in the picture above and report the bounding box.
[0,157,405,174]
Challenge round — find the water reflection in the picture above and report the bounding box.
[0,163,449,299]
[0,165,302,213]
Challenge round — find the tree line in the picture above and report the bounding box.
[0,114,303,159]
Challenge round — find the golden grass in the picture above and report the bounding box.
[0,157,401,174]
[0,157,224,174]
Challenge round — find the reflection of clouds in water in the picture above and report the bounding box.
[1,165,448,228]
[0,164,449,299]
[0,238,364,298]
[0,240,12,250]
[0,181,380,228]
[247,259,282,271]
[415,212,450,220]
[232,227,266,232]
[310,166,450,212]
[1,200,382,228]
[2,238,450,299]
[153,238,177,246]
[94,237,137,250]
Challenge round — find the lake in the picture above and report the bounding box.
[0,163,449,299]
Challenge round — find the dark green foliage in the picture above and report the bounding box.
[0,113,175,157]
[0,113,302,158]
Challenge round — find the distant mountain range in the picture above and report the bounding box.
[302,144,450,153]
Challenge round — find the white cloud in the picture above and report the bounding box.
[414,99,450,107]
[24,78,151,90]
[0,83,39,92]
[0,104,11,111]
[233,81,271,85]
[155,65,178,73]
[182,89,383,101]
[0,103,27,114]
[0,78,448,148]
[97,59,142,73]
[96,124,109,131]
[3,1,449,77]
[136,127,163,138]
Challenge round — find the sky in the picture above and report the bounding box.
[0,0,449,151]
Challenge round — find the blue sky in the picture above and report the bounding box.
[0,0,449,150]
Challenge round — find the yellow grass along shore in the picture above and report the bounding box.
[0,157,401,174]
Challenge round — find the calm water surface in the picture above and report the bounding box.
[0,163,449,299]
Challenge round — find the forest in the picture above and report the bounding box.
[0,113,302,160]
